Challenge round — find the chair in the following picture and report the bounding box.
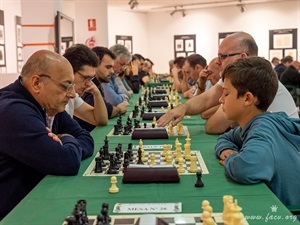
[284,84,300,107]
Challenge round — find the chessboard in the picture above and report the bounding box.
[83,145,208,177]
[63,197,248,225]
[107,118,189,138]
[63,213,248,225]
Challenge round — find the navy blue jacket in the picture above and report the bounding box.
[0,78,94,219]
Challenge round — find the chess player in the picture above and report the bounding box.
[157,32,299,133]
[63,44,108,126]
[215,57,300,207]
[79,46,128,132]
[0,50,94,219]
[181,53,207,99]
[100,44,131,106]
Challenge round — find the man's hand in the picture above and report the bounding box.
[131,60,139,75]
[197,66,211,90]
[219,149,237,166]
[83,82,100,96]
[46,127,62,145]
[117,101,128,114]
[157,104,187,127]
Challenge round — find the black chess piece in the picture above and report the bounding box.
[113,124,120,135]
[195,170,204,187]
[136,148,144,165]
[101,203,111,225]
[94,156,103,173]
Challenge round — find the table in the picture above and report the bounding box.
[1,91,299,225]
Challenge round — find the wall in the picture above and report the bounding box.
[108,7,148,55]
[107,1,300,73]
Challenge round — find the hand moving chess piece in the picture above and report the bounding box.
[109,176,119,193]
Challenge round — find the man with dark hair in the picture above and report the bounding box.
[181,54,207,98]
[63,44,108,127]
[215,56,300,208]
[79,46,128,132]
[274,55,293,78]
[172,56,186,92]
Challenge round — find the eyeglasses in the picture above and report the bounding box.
[77,71,96,82]
[218,53,242,60]
[38,74,75,93]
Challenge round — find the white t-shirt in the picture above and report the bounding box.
[217,79,299,118]
[65,93,84,118]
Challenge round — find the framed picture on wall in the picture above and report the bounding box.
[15,16,23,73]
[176,52,186,58]
[218,32,238,46]
[0,25,4,45]
[284,49,297,59]
[175,39,184,51]
[16,24,22,47]
[117,39,124,45]
[116,35,132,53]
[269,49,283,61]
[124,40,132,53]
[174,34,196,59]
[0,45,6,66]
[269,28,297,60]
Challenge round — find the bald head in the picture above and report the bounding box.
[20,50,75,116]
[224,32,258,56]
[21,50,73,81]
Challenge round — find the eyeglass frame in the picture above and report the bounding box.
[217,52,243,60]
[38,74,75,93]
[76,71,96,82]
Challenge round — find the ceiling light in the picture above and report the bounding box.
[238,0,246,13]
[170,7,177,16]
[128,0,138,10]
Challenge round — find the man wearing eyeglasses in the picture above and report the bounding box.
[0,50,94,220]
[63,44,108,127]
[157,32,298,131]
[79,46,129,132]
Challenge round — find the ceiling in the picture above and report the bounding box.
[108,0,295,12]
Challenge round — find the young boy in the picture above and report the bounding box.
[215,57,300,207]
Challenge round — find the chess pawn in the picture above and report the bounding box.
[149,153,156,165]
[201,200,212,217]
[189,155,198,173]
[177,157,185,173]
[166,151,173,165]
[161,106,164,112]
[109,176,119,193]
[162,144,168,157]
[201,210,211,224]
